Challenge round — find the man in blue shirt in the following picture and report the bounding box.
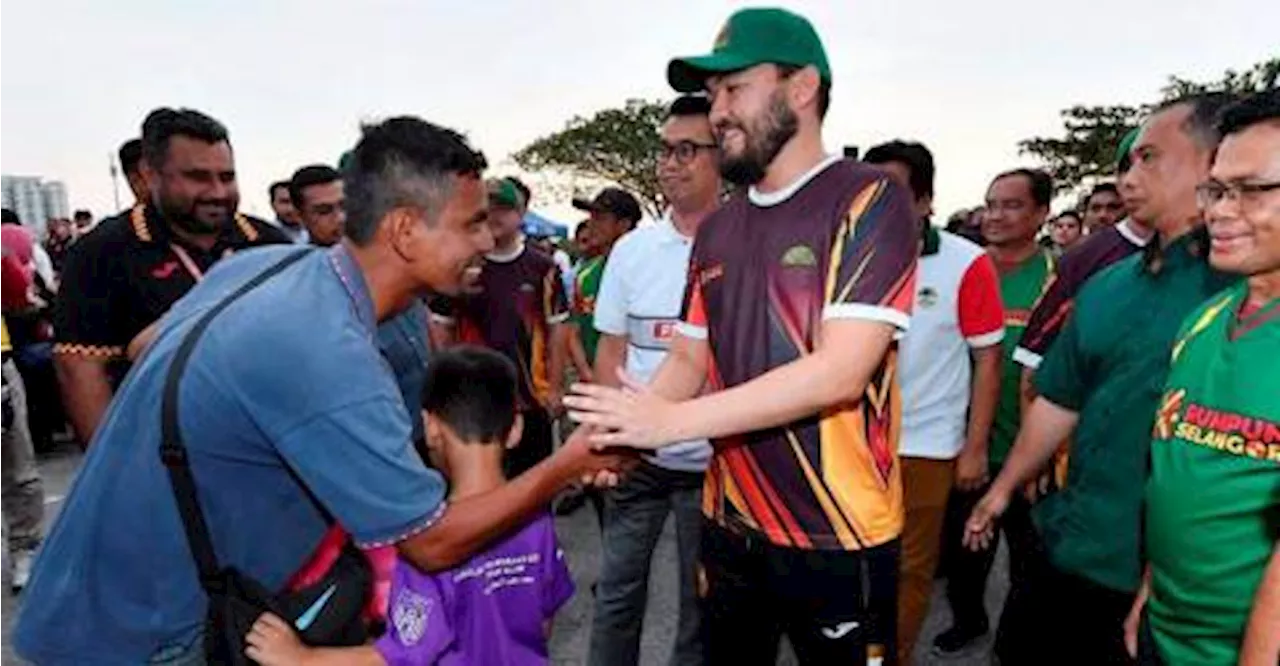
[15,116,629,665]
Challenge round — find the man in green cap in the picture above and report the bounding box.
[964,93,1240,663]
[567,7,918,664]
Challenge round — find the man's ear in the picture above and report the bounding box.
[425,413,444,450]
[140,160,160,200]
[786,65,822,115]
[505,412,525,450]
[385,207,424,261]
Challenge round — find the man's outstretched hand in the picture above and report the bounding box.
[559,423,640,488]
[564,368,681,450]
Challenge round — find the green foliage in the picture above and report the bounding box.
[513,99,668,218]
[1019,57,1278,196]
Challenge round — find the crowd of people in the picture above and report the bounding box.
[1,6,1277,666]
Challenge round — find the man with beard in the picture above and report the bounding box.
[52,107,288,445]
[964,94,1239,664]
[1082,182,1127,232]
[566,8,918,664]
[268,180,308,244]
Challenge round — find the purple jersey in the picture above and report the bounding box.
[374,513,573,666]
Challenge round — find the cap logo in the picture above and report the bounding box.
[713,22,731,50]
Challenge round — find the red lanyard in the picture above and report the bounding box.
[170,244,232,282]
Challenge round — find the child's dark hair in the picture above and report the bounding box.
[421,346,518,443]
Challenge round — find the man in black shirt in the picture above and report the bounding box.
[53,107,287,446]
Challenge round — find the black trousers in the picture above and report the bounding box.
[940,487,1136,665]
[700,521,899,665]
[504,407,554,478]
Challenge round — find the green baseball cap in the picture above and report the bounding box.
[487,178,524,209]
[667,7,831,93]
[1115,127,1140,166]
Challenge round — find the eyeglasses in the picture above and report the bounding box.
[1196,179,1280,210]
[658,140,718,165]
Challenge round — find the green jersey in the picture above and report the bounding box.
[1146,283,1280,666]
[989,249,1055,468]
[573,256,606,363]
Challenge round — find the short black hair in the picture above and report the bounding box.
[1154,92,1239,151]
[777,64,831,119]
[118,138,143,176]
[288,165,341,208]
[864,140,936,200]
[1090,181,1121,202]
[140,107,230,169]
[1217,89,1280,139]
[1,208,19,226]
[421,346,518,444]
[269,181,291,202]
[993,168,1053,208]
[72,209,92,221]
[668,94,712,118]
[344,116,488,245]
[506,176,531,208]
[1052,211,1082,225]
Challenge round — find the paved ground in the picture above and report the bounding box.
[2,447,1008,665]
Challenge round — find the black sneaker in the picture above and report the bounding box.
[931,621,989,657]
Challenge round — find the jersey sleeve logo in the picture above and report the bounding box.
[917,286,939,308]
[1154,389,1185,440]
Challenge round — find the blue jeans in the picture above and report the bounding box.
[588,461,704,666]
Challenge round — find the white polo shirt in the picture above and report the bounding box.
[899,229,1005,459]
[594,213,713,472]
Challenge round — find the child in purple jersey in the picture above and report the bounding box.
[245,346,575,666]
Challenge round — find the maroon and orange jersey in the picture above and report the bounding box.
[431,244,569,410]
[678,158,918,551]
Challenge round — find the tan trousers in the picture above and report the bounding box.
[897,456,955,662]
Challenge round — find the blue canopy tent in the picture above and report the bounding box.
[522,210,569,238]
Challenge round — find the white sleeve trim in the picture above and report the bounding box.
[547,313,571,325]
[966,328,1005,348]
[822,303,910,331]
[675,322,708,340]
[1012,347,1043,369]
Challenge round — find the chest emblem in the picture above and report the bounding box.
[780,244,818,268]
[917,286,939,308]
[390,586,434,646]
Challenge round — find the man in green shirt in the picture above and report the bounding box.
[1129,91,1280,666]
[934,168,1056,661]
[964,93,1240,664]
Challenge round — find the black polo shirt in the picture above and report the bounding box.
[52,203,289,383]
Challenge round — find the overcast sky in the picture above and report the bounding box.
[2,0,1277,225]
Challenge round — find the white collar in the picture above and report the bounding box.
[486,238,526,263]
[748,154,842,207]
[1116,218,1152,247]
[659,210,696,243]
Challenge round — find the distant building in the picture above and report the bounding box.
[2,175,70,238]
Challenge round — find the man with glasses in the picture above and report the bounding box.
[934,168,1056,661]
[1127,89,1280,666]
[964,93,1239,664]
[586,95,720,666]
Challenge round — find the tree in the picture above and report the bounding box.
[513,99,667,218]
[1019,57,1279,195]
